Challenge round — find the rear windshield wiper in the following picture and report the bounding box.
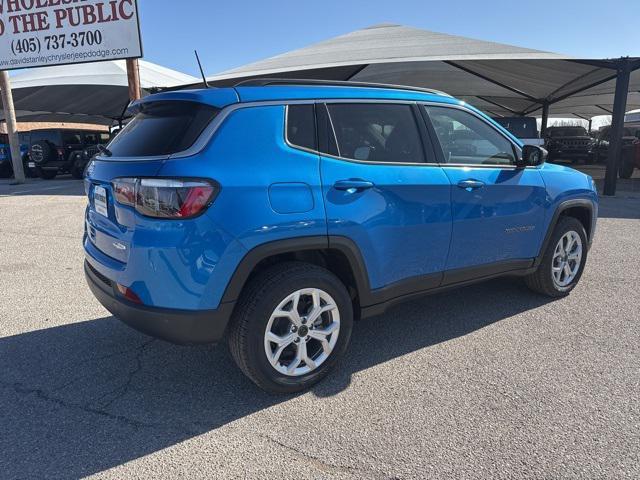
[97,144,113,157]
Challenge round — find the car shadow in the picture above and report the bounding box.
[0,177,85,197]
[0,278,553,479]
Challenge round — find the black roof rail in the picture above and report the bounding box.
[233,78,451,97]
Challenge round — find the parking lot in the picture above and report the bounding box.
[1,173,639,479]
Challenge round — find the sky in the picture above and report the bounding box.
[139,0,639,78]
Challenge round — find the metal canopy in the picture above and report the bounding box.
[204,24,640,120]
[0,60,198,124]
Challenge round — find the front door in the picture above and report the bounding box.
[423,105,546,273]
[318,102,452,295]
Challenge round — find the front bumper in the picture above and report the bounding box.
[85,260,234,345]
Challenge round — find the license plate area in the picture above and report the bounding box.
[94,186,108,217]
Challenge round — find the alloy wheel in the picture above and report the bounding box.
[264,288,340,377]
[552,230,583,288]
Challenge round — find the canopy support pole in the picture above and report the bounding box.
[0,71,25,184]
[604,58,631,196]
[540,103,550,138]
[126,58,141,102]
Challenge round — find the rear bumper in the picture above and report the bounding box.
[85,260,234,345]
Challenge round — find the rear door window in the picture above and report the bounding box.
[107,101,219,157]
[326,103,426,163]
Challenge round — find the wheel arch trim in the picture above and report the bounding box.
[535,198,596,267]
[219,236,372,306]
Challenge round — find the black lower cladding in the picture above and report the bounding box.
[84,261,234,345]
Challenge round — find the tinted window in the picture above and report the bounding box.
[326,103,425,163]
[107,101,218,157]
[83,132,98,144]
[62,131,82,144]
[0,134,7,144]
[30,131,62,145]
[425,106,516,165]
[287,104,317,150]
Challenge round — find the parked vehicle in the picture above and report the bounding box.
[28,129,110,179]
[590,125,640,178]
[492,117,544,147]
[83,81,598,393]
[544,126,594,163]
[0,133,32,178]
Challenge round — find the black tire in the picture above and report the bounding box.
[525,217,588,297]
[619,162,634,179]
[228,262,353,394]
[37,168,58,180]
[70,151,85,179]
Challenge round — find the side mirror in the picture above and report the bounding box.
[520,145,547,167]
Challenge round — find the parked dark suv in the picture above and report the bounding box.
[545,126,594,163]
[0,133,32,178]
[29,129,110,179]
[590,126,640,177]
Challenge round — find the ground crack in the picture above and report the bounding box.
[90,338,156,410]
[1,379,154,429]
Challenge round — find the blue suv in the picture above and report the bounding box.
[84,80,598,393]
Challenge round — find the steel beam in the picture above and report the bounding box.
[540,103,550,138]
[604,59,631,196]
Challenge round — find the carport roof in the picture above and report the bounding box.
[1,60,198,124]
[204,24,640,119]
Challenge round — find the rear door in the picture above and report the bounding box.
[318,101,452,296]
[423,104,546,275]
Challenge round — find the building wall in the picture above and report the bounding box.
[0,122,109,134]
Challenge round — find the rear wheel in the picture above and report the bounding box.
[228,262,353,394]
[525,217,587,297]
[619,161,634,179]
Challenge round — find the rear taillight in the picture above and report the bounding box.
[111,178,218,219]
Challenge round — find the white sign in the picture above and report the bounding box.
[0,0,142,71]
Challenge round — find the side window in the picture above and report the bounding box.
[62,131,82,145]
[425,106,516,166]
[286,104,317,151]
[326,103,426,163]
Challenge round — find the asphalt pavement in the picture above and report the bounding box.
[0,176,638,479]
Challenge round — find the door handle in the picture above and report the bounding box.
[333,179,374,192]
[457,179,485,191]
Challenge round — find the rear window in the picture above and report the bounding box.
[30,130,62,145]
[107,101,219,157]
[62,131,82,144]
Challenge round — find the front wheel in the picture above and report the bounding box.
[525,217,588,297]
[228,262,353,394]
[37,168,57,180]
